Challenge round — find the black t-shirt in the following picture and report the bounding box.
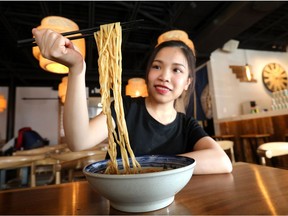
[110,96,208,157]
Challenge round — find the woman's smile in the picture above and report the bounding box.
[154,84,172,94]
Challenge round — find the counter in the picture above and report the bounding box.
[215,109,287,123]
[214,109,288,167]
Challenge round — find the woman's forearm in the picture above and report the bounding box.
[181,149,233,174]
[179,136,233,175]
[63,61,92,151]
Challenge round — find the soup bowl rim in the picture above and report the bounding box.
[83,154,196,179]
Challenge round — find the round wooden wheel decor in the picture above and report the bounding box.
[262,63,288,92]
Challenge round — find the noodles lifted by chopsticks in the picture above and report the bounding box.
[94,22,141,174]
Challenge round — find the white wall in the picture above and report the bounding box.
[15,87,59,145]
[0,86,91,145]
[208,48,288,120]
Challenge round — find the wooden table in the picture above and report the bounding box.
[0,162,287,215]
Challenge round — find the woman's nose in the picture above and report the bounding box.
[158,68,170,82]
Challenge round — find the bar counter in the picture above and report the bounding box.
[0,162,287,215]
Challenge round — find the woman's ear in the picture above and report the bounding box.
[184,77,192,91]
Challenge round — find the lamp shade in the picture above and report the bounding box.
[157,30,195,56]
[126,78,148,98]
[33,16,85,74]
[58,76,68,103]
[0,95,7,112]
[245,64,252,81]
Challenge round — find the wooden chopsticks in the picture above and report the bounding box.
[17,19,143,48]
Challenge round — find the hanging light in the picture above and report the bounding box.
[33,16,85,74]
[229,50,257,83]
[126,78,148,98]
[230,65,257,83]
[243,50,256,82]
[58,76,68,103]
[156,30,195,55]
[0,95,7,112]
[245,64,252,81]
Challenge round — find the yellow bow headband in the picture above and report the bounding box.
[156,30,196,56]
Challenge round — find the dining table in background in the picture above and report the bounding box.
[0,162,287,215]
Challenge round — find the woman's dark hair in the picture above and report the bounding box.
[145,40,196,113]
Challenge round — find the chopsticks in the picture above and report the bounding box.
[17,19,143,48]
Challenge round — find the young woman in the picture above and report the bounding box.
[32,28,232,174]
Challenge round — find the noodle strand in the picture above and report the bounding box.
[94,22,141,174]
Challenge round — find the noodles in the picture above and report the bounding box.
[94,22,141,174]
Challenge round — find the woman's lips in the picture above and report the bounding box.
[154,85,172,94]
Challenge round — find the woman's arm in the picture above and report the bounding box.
[180,136,233,174]
[64,66,109,151]
[32,28,109,151]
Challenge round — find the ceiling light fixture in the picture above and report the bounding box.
[0,95,7,112]
[58,76,68,103]
[229,50,257,83]
[230,65,257,83]
[126,78,148,98]
[33,16,85,74]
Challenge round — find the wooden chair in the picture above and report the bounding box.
[54,152,107,184]
[13,144,69,186]
[10,144,107,186]
[240,133,271,163]
[0,154,46,188]
[212,135,235,141]
[257,142,288,166]
[216,140,236,164]
[50,149,107,184]
[13,143,68,156]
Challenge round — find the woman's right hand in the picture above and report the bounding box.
[32,28,84,71]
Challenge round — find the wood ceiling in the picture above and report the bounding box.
[1,1,288,89]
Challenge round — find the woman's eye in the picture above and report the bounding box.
[152,65,160,70]
[174,68,182,73]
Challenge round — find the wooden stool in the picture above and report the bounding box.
[212,135,235,141]
[216,140,236,164]
[240,134,271,164]
[257,142,288,166]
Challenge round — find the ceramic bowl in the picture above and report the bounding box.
[83,155,196,213]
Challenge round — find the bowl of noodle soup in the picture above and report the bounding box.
[83,155,196,213]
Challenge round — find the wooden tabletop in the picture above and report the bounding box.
[0,162,287,215]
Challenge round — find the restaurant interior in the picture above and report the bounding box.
[0,1,288,209]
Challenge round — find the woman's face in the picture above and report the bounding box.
[147,46,191,104]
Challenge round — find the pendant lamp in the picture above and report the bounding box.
[0,95,7,112]
[33,16,85,74]
[245,64,253,81]
[157,30,195,56]
[58,76,68,103]
[126,78,148,98]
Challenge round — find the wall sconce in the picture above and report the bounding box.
[0,95,7,112]
[58,76,68,103]
[229,64,257,82]
[33,16,85,74]
[126,78,148,98]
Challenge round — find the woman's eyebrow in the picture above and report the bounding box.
[152,59,162,63]
[172,63,186,69]
[153,59,186,69]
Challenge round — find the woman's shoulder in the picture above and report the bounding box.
[176,112,203,128]
[176,113,208,141]
[123,96,145,107]
[122,96,145,113]
[177,112,196,122]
